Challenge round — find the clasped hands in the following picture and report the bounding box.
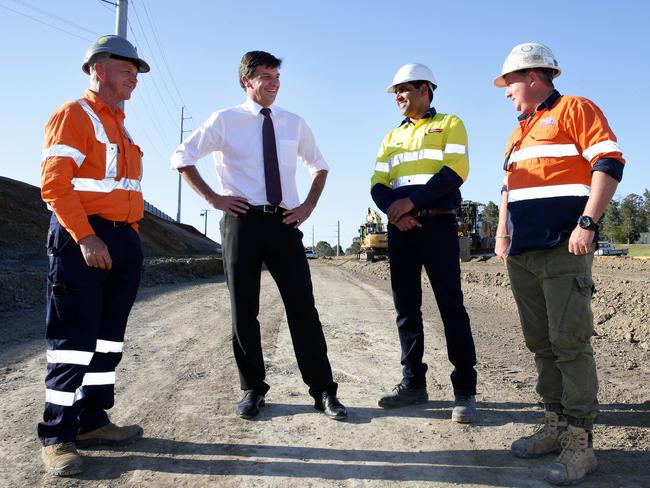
[386,198,422,231]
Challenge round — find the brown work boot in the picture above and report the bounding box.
[41,442,83,476]
[544,425,597,485]
[76,422,143,448]
[511,410,567,458]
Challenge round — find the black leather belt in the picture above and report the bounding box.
[88,215,131,227]
[248,205,284,214]
[414,208,457,217]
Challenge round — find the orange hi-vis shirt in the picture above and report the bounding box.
[503,90,625,254]
[41,89,144,242]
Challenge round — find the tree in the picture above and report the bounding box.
[315,240,334,257]
[642,189,650,231]
[619,193,646,244]
[481,201,499,236]
[347,240,361,255]
[601,201,624,242]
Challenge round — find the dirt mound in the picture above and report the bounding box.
[0,176,218,262]
[332,255,650,349]
[0,176,223,311]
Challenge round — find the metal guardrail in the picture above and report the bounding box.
[144,200,174,223]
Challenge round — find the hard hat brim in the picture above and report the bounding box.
[82,55,150,75]
[386,81,437,94]
[493,66,562,88]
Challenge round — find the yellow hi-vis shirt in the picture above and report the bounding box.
[371,113,469,192]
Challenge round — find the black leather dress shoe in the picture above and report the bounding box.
[237,391,265,419]
[314,391,347,420]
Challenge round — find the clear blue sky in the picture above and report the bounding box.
[1,0,648,248]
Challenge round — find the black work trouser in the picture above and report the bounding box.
[220,209,336,399]
[38,214,143,446]
[387,214,477,395]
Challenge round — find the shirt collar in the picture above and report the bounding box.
[517,89,561,121]
[399,106,437,127]
[243,97,273,116]
[83,89,125,120]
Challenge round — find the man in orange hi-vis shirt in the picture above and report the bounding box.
[494,43,624,486]
[38,35,150,477]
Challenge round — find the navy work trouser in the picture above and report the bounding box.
[388,214,477,395]
[38,214,143,446]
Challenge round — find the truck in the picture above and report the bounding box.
[595,241,629,256]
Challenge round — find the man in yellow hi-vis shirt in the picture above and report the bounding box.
[371,63,478,423]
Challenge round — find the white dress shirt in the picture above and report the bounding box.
[170,98,329,209]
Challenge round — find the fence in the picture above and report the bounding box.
[144,200,175,223]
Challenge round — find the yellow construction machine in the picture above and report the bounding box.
[456,201,495,262]
[356,208,388,262]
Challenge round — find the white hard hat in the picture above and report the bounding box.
[386,63,437,93]
[493,43,561,87]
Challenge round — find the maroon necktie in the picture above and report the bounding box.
[260,108,282,206]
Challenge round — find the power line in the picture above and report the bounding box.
[141,0,187,109]
[0,3,93,42]
[128,2,180,128]
[9,0,100,36]
[132,0,181,111]
[126,103,173,163]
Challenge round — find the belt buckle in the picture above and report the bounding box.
[263,205,276,214]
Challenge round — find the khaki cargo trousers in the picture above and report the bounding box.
[507,242,598,429]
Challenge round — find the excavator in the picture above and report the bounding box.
[356,208,388,262]
[355,202,494,263]
[456,201,495,262]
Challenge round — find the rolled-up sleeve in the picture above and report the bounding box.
[170,112,224,169]
[297,118,328,175]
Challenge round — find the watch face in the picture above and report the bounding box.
[579,216,591,228]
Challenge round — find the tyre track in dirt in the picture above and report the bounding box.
[1,262,649,487]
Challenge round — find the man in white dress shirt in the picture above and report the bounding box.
[171,51,346,421]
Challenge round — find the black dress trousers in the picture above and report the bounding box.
[220,209,337,399]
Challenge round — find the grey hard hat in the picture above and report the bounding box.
[82,35,150,74]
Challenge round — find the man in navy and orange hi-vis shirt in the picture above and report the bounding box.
[38,35,150,477]
[494,43,624,486]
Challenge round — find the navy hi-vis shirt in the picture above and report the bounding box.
[503,90,625,255]
[371,108,469,213]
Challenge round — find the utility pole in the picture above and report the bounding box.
[200,209,210,236]
[337,220,340,256]
[176,106,192,222]
[114,0,128,112]
[115,0,128,37]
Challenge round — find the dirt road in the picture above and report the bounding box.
[1,261,648,487]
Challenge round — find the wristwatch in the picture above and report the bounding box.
[577,215,599,231]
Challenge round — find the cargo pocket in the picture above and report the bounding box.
[47,275,77,325]
[558,275,595,342]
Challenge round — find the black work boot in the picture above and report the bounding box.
[378,383,428,409]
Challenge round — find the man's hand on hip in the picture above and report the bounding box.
[387,198,415,223]
[568,226,595,255]
[208,194,249,217]
[283,202,314,228]
[79,235,112,270]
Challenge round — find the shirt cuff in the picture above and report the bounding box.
[592,157,624,182]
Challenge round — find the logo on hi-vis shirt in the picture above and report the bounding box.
[540,117,556,126]
[427,128,443,133]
